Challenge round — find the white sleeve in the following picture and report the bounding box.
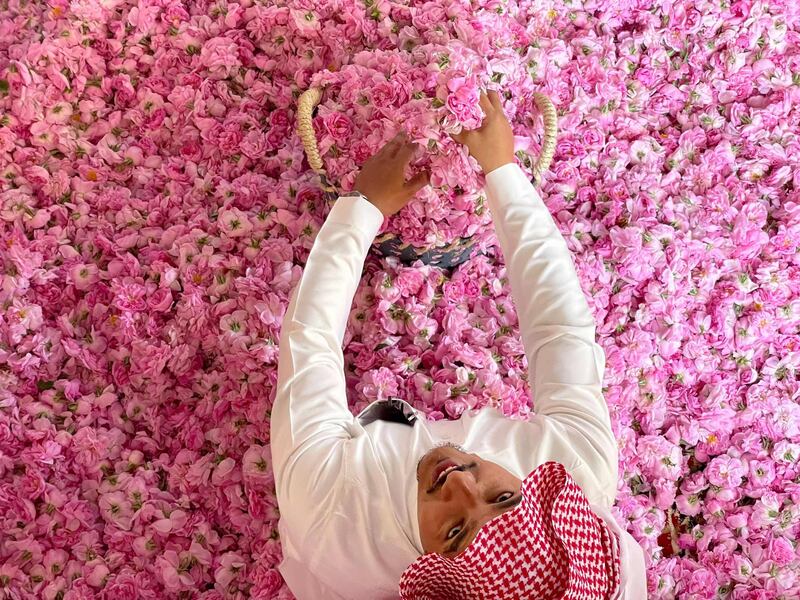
[483,163,618,503]
[270,195,384,522]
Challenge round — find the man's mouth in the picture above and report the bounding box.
[430,459,461,489]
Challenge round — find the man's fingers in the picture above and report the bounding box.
[405,169,431,194]
[478,91,493,115]
[382,131,407,157]
[391,135,416,160]
[487,90,503,110]
[450,129,466,145]
[395,140,420,163]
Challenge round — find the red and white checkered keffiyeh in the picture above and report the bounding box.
[399,461,621,600]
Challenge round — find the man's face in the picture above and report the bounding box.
[416,443,522,557]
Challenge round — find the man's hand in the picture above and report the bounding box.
[451,90,515,175]
[353,131,431,217]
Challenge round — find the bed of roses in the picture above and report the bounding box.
[1,0,800,599]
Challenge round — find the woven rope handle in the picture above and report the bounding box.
[297,87,326,173]
[296,87,558,184]
[530,92,557,184]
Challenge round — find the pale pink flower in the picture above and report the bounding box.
[102,569,140,599]
[157,550,193,590]
[220,310,250,338]
[99,491,133,530]
[767,536,795,567]
[242,444,273,485]
[218,208,253,238]
[199,37,242,79]
[445,75,483,130]
[214,551,247,588]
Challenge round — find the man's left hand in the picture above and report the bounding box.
[353,131,432,217]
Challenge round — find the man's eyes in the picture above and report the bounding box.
[446,524,463,540]
[445,493,515,542]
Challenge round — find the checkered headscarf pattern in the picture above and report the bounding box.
[399,461,621,600]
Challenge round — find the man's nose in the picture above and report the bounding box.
[441,470,479,506]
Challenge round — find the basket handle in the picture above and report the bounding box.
[296,87,558,185]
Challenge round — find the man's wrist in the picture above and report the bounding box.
[349,189,391,217]
[482,158,515,176]
[342,190,371,203]
[329,192,385,235]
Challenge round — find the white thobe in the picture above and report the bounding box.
[271,163,648,599]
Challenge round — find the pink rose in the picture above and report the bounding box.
[242,444,273,485]
[143,108,166,130]
[112,280,147,312]
[370,80,397,108]
[635,67,658,87]
[102,571,139,600]
[412,4,447,30]
[216,122,244,155]
[147,288,173,312]
[637,435,683,480]
[69,264,100,291]
[43,549,69,576]
[19,469,46,500]
[445,75,483,129]
[767,536,795,567]
[353,349,378,371]
[99,491,133,530]
[576,186,597,204]
[408,314,438,339]
[214,552,247,589]
[180,139,203,161]
[269,109,291,130]
[164,4,190,24]
[240,129,269,159]
[108,75,137,108]
[580,127,604,148]
[444,398,468,418]
[266,127,285,151]
[556,138,587,159]
[683,568,718,596]
[357,367,400,402]
[200,37,242,79]
[251,569,284,599]
[218,208,253,238]
[395,268,425,296]
[707,455,747,488]
[323,113,354,142]
[64,579,96,600]
[607,180,630,202]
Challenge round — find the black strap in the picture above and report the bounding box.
[358,398,417,427]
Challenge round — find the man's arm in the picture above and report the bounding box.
[271,132,431,535]
[483,162,618,500]
[453,90,618,502]
[271,194,384,485]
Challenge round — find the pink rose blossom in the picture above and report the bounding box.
[707,455,748,488]
[242,444,273,485]
[767,536,795,567]
[200,37,242,79]
[218,208,253,238]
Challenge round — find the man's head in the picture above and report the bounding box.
[415,442,522,557]
[402,461,623,599]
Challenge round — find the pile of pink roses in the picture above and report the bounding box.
[1,0,799,599]
[309,43,549,247]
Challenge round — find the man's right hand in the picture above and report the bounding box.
[450,90,515,176]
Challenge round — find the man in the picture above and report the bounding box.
[271,91,647,598]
